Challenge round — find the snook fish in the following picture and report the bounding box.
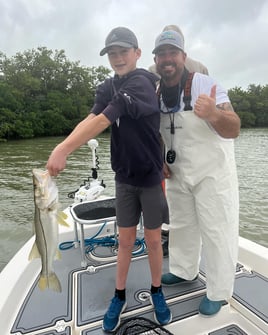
[29,168,68,292]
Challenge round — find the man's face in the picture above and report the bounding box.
[154,45,186,84]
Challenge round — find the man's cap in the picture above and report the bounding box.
[152,30,184,54]
[163,25,185,43]
[100,27,138,56]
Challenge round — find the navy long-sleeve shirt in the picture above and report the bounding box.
[91,68,163,187]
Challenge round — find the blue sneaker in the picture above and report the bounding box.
[150,289,172,325]
[102,296,127,332]
[199,296,224,316]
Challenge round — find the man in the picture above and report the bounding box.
[152,29,240,316]
[46,27,171,332]
[149,24,208,76]
[150,25,209,257]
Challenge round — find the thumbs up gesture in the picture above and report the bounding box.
[194,85,218,122]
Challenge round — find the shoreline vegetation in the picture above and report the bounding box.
[1,47,268,141]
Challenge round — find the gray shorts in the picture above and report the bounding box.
[115,181,169,229]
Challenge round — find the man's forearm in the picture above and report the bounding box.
[210,102,241,139]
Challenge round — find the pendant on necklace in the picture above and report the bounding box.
[166,150,176,164]
[170,122,175,134]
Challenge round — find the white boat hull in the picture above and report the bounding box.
[0,203,267,335]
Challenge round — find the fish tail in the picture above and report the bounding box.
[55,249,61,260]
[28,242,41,260]
[38,272,62,292]
[57,211,69,227]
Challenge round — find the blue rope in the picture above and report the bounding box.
[59,221,146,256]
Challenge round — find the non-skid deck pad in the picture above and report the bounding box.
[11,247,82,334]
[233,271,268,323]
[77,256,206,327]
[80,294,207,334]
[208,324,248,334]
[34,327,71,335]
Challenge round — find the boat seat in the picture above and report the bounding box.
[70,197,116,267]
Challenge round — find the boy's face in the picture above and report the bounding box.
[107,46,141,77]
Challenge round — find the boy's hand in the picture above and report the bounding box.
[163,163,171,178]
[46,145,67,176]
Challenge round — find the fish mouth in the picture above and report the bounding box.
[33,169,50,197]
[33,168,50,180]
[33,168,58,207]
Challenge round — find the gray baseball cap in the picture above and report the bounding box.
[100,27,138,56]
[152,30,184,54]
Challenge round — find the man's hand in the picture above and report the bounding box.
[194,85,219,123]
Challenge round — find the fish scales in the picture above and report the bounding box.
[29,168,67,292]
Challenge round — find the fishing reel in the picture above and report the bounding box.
[74,180,105,203]
[68,139,106,203]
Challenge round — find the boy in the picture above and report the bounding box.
[46,27,171,332]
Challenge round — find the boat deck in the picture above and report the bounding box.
[10,236,268,335]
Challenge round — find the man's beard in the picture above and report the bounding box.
[156,62,181,83]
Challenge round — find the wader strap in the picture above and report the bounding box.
[156,70,194,111]
[183,72,194,111]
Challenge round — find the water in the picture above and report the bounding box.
[0,134,115,272]
[234,128,268,246]
[0,129,267,272]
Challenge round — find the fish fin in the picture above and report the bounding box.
[28,242,41,260]
[54,249,61,260]
[57,211,69,227]
[38,273,62,292]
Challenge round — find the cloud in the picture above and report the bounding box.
[0,0,267,90]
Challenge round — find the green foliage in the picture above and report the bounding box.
[0,108,17,139]
[0,46,267,140]
[236,111,256,128]
[228,85,268,128]
[0,47,111,140]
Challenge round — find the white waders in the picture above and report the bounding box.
[160,109,239,301]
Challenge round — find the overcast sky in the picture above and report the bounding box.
[1,0,267,90]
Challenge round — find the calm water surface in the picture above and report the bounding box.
[0,129,267,271]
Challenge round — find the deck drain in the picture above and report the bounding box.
[137,290,151,302]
